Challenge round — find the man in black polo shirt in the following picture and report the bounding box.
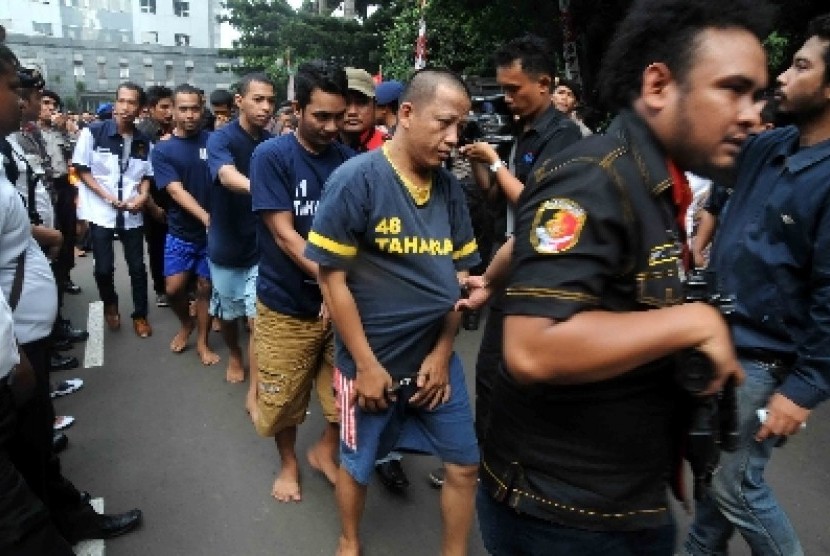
[458,33,581,449]
[460,0,770,553]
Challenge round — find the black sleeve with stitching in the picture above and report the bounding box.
[504,142,631,321]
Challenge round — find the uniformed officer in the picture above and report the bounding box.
[458,0,772,553]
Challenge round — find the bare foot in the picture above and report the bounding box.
[225,355,245,383]
[197,345,220,366]
[169,325,193,353]
[336,536,360,556]
[307,442,338,486]
[245,389,259,422]
[211,317,222,332]
[271,465,301,503]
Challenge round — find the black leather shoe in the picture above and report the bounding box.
[98,509,143,539]
[52,338,73,351]
[376,459,409,491]
[49,353,79,371]
[63,280,82,294]
[56,319,89,343]
[53,431,68,453]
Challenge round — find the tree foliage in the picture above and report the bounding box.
[222,0,828,105]
[219,0,384,99]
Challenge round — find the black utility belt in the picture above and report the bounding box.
[736,348,795,368]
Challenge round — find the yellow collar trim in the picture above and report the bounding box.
[382,143,433,206]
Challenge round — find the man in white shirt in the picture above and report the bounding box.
[72,82,154,338]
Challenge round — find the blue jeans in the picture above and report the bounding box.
[477,486,675,556]
[684,358,804,556]
[90,224,148,319]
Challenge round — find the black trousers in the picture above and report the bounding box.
[0,352,73,555]
[51,176,76,286]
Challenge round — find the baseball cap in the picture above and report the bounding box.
[345,67,375,98]
[96,102,113,119]
[376,80,404,106]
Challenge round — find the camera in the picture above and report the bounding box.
[675,268,739,500]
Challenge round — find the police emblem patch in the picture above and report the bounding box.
[531,198,586,254]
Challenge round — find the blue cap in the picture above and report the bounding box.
[96,102,113,119]
[375,80,404,106]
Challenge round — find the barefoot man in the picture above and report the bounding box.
[306,68,481,555]
[250,60,353,501]
[206,73,274,392]
[150,84,219,365]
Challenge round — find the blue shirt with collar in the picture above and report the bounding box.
[710,125,830,409]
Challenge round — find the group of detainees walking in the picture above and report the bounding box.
[2,0,830,554]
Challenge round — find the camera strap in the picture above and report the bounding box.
[9,250,26,312]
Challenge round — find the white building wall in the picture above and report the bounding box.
[131,0,219,49]
[0,0,64,38]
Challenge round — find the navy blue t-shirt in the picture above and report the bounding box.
[305,149,480,379]
[151,130,212,244]
[251,134,353,317]
[206,119,272,267]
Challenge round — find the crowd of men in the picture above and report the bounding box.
[1,0,829,554]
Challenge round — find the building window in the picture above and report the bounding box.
[120,30,130,42]
[173,0,189,17]
[73,63,85,78]
[139,0,155,13]
[144,62,154,82]
[119,60,129,79]
[32,22,54,36]
[142,31,158,44]
[174,33,190,47]
[97,61,106,80]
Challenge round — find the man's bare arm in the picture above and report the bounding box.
[77,168,118,205]
[504,302,743,393]
[261,211,317,279]
[217,164,251,195]
[318,266,393,412]
[167,181,210,228]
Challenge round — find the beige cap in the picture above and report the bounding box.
[345,67,375,98]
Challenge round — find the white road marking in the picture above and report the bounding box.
[84,301,104,368]
[73,497,105,555]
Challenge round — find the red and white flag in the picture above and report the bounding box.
[414,3,427,70]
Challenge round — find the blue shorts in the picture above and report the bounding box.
[336,352,479,485]
[208,260,257,320]
[164,235,210,279]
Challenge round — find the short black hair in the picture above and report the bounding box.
[237,72,275,97]
[555,78,581,101]
[42,89,62,109]
[173,83,203,104]
[209,88,233,107]
[599,0,774,111]
[806,13,830,84]
[399,68,470,108]
[144,85,173,108]
[294,60,348,109]
[493,34,556,80]
[117,81,147,106]
[0,25,19,77]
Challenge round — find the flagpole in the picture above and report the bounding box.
[414,0,427,69]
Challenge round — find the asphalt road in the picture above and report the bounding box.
[53,246,829,555]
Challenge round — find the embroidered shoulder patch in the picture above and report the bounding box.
[531,198,586,254]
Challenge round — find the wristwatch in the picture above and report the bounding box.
[489,160,505,174]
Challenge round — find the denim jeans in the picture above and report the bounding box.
[477,485,676,556]
[90,224,148,319]
[684,358,804,556]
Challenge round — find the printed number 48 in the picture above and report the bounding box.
[375,217,401,234]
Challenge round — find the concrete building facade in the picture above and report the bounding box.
[1,0,236,110]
